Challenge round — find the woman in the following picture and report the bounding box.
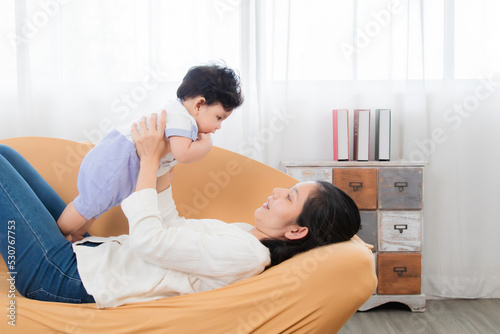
[0,111,360,308]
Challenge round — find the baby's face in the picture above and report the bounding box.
[196,102,231,134]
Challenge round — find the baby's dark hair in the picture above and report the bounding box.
[177,62,243,112]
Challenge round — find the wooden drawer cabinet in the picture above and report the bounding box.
[281,160,426,312]
[358,211,378,252]
[377,253,421,295]
[333,169,377,210]
[378,168,422,209]
[379,211,422,252]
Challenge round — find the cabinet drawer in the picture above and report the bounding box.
[378,168,422,209]
[333,168,377,210]
[377,253,421,295]
[358,211,378,252]
[379,211,422,252]
[286,167,333,182]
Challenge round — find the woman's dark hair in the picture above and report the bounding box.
[176,61,243,112]
[261,181,360,268]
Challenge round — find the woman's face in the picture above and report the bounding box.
[252,182,318,241]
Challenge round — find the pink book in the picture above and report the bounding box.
[332,109,349,161]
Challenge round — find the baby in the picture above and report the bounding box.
[58,63,243,241]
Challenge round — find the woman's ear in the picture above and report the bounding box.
[284,226,309,240]
[193,96,206,116]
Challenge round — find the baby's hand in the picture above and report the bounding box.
[196,133,213,156]
[197,133,212,143]
[197,133,213,149]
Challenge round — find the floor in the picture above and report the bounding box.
[338,298,500,334]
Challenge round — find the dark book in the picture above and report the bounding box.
[375,109,391,161]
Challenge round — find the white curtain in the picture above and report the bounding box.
[1,0,499,298]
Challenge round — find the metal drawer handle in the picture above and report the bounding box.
[394,182,408,192]
[349,182,363,191]
[393,267,407,277]
[394,224,408,233]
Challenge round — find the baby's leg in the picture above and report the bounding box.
[65,130,139,240]
[57,202,91,240]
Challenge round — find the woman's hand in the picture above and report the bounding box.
[132,110,169,191]
[132,110,169,165]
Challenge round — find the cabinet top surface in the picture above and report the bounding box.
[281,160,428,168]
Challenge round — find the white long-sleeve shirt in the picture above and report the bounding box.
[72,187,271,309]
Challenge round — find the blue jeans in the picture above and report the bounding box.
[0,144,94,303]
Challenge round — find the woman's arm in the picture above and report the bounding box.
[131,111,169,192]
[156,166,173,193]
[130,110,181,223]
[122,191,269,278]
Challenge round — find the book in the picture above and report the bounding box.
[375,109,391,161]
[353,109,370,161]
[332,109,349,161]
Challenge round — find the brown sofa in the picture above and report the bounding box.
[0,137,377,334]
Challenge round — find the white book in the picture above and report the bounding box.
[353,109,370,161]
[332,109,349,161]
[375,109,391,161]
